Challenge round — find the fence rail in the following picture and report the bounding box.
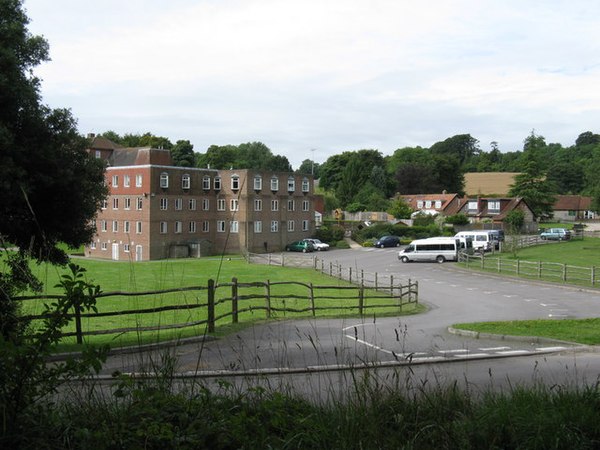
[16,271,418,344]
[458,252,600,286]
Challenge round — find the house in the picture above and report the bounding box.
[552,195,595,221]
[455,197,537,232]
[399,193,465,216]
[85,137,315,261]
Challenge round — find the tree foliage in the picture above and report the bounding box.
[0,0,108,264]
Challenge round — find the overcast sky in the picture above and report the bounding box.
[23,0,600,169]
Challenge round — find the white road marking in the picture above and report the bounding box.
[536,346,567,352]
[483,291,497,294]
[496,350,530,355]
[540,303,557,307]
[456,353,490,358]
[438,349,469,354]
[479,346,511,351]
[503,295,517,298]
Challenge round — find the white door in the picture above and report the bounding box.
[135,245,143,261]
[111,243,119,261]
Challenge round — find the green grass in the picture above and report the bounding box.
[10,255,423,351]
[503,237,600,267]
[453,318,600,345]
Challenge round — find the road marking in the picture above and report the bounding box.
[540,303,557,307]
[523,298,536,302]
[483,291,497,294]
[450,284,460,287]
[479,346,511,351]
[548,314,569,318]
[466,287,478,291]
[503,294,517,298]
[536,346,567,352]
[455,353,490,358]
[496,350,530,355]
[438,349,468,354]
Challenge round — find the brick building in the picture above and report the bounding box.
[85,137,315,261]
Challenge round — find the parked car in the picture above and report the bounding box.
[303,238,330,251]
[540,228,571,240]
[285,240,314,252]
[375,235,400,248]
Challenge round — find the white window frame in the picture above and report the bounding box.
[287,199,295,211]
[302,178,310,193]
[302,219,309,231]
[189,221,197,233]
[101,242,108,251]
[254,176,262,191]
[90,241,96,249]
[112,220,118,232]
[254,199,262,211]
[214,177,221,190]
[202,198,209,211]
[124,197,131,210]
[182,174,191,189]
[230,199,239,211]
[217,199,226,211]
[123,243,130,253]
[112,175,118,187]
[160,221,168,234]
[270,220,279,232]
[287,220,295,232]
[287,176,295,192]
[136,197,143,210]
[302,200,309,211]
[160,172,169,188]
[136,221,142,234]
[174,221,182,234]
[175,198,183,210]
[135,174,143,187]
[124,221,130,233]
[270,176,279,191]
[101,220,107,232]
[271,200,279,211]
[202,221,210,233]
[202,176,211,190]
[124,175,130,187]
[417,200,424,208]
[217,220,226,232]
[231,175,240,190]
[101,199,107,210]
[189,198,197,210]
[112,198,119,210]
[254,221,262,233]
[230,221,239,233]
[160,198,168,210]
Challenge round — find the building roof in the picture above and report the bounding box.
[553,195,593,211]
[400,193,462,214]
[88,135,122,150]
[464,172,520,196]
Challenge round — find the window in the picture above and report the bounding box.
[214,177,221,190]
[189,221,197,233]
[271,200,279,211]
[124,197,131,210]
[189,198,197,210]
[101,220,107,232]
[123,244,130,252]
[417,200,424,208]
[95,150,101,159]
[302,178,310,193]
[136,197,143,210]
[175,221,182,234]
[112,175,118,187]
[202,221,210,232]
[113,198,119,209]
[217,221,226,232]
[435,200,442,209]
[425,200,432,208]
[468,201,478,212]
[217,199,226,211]
[202,175,210,190]
[287,176,295,192]
[287,199,295,211]
[488,200,500,213]
[136,221,142,234]
[254,199,262,211]
[160,198,168,210]
[175,198,183,210]
[287,220,295,232]
[230,221,239,233]
[302,219,309,231]
[124,175,130,187]
[270,221,279,232]
[254,176,262,191]
[135,174,143,187]
[231,175,240,190]
[101,199,107,210]
[112,221,118,232]
[160,221,168,234]
[160,172,169,188]
[182,174,191,189]
[230,199,239,211]
[302,200,309,211]
[254,221,262,233]
[90,241,96,249]
[202,198,209,211]
[101,242,107,251]
[124,221,130,233]
[270,176,279,191]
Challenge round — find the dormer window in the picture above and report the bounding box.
[231,174,240,190]
[254,175,262,191]
[302,177,310,193]
[182,174,191,189]
[271,176,279,191]
[160,172,169,188]
[201,175,210,190]
[287,176,295,192]
[468,201,478,212]
[214,176,221,190]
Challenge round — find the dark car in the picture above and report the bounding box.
[375,235,400,248]
[285,240,314,252]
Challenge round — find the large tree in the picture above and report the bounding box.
[0,0,107,264]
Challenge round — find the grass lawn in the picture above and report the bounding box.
[11,255,423,351]
[502,237,600,267]
[453,318,600,345]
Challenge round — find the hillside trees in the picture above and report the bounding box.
[196,142,291,171]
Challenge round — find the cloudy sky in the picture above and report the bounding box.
[24,0,600,168]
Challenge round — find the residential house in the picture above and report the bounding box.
[456,197,537,232]
[552,195,595,221]
[399,193,465,216]
[85,136,315,261]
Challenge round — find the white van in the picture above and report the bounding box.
[398,237,460,263]
[454,231,493,252]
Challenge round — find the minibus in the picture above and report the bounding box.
[454,231,493,252]
[398,237,460,263]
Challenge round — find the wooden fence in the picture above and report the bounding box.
[458,252,600,286]
[15,276,418,345]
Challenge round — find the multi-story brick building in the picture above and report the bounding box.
[85,136,315,261]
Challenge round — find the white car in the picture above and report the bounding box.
[303,238,330,251]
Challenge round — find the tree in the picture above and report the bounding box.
[171,140,196,167]
[388,198,413,219]
[0,0,107,265]
[508,159,556,219]
[430,134,479,166]
[296,159,321,178]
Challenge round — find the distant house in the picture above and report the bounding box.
[553,195,595,221]
[464,172,520,196]
[455,197,537,232]
[399,193,465,216]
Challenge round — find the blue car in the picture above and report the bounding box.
[375,235,400,248]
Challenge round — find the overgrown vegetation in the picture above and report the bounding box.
[352,222,452,245]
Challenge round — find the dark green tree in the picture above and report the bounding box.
[197,144,238,169]
[0,0,107,265]
[296,159,321,178]
[171,139,196,167]
[388,198,413,219]
[508,158,556,219]
[430,134,479,166]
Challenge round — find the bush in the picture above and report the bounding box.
[335,240,351,249]
[445,213,470,225]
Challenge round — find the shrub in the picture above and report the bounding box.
[445,213,470,225]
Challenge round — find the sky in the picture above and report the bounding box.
[23,0,600,169]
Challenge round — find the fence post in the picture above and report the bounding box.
[349,267,352,283]
[329,261,332,277]
[480,254,485,269]
[268,253,272,265]
[231,277,238,324]
[538,261,542,279]
[207,279,215,333]
[358,286,364,315]
[310,282,316,316]
[282,253,285,267]
[390,274,394,297]
[266,280,271,318]
[361,269,364,287]
[375,272,378,290]
[563,264,567,282]
[74,300,83,345]
[592,266,596,286]
[516,260,520,276]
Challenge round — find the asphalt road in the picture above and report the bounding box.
[97,245,600,397]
